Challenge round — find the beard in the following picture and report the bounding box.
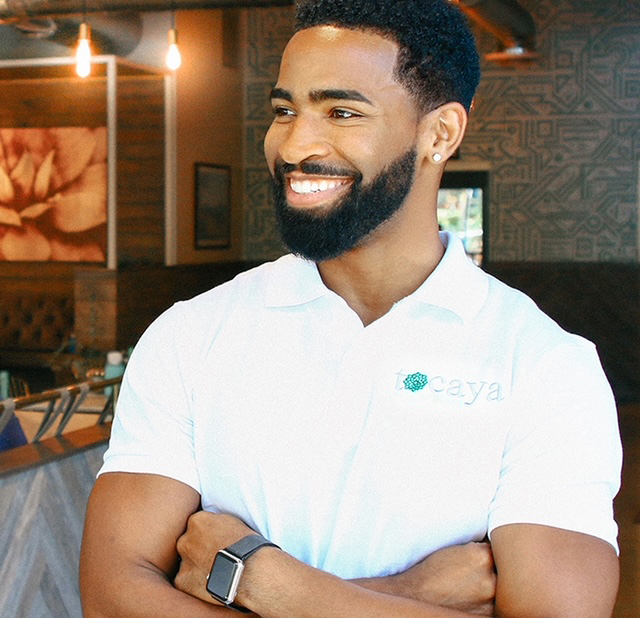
[270,147,417,262]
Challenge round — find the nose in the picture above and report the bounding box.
[266,113,331,167]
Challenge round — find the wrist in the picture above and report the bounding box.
[206,534,280,613]
[236,545,284,612]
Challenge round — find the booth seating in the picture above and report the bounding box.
[0,288,74,391]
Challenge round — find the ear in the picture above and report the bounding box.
[416,102,468,166]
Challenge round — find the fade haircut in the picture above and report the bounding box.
[295,0,480,114]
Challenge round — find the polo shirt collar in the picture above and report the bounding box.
[409,232,488,324]
[264,254,329,307]
[265,232,488,324]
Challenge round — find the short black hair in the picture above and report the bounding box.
[295,0,480,114]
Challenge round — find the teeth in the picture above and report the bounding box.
[290,178,344,194]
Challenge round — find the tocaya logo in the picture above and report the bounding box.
[396,371,504,405]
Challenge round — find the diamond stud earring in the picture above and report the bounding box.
[433,153,443,163]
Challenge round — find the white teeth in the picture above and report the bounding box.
[290,178,344,194]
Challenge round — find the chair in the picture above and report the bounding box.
[9,376,30,398]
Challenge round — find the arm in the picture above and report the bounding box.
[176,513,618,617]
[80,472,237,617]
[491,523,619,617]
[246,528,617,618]
[354,542,495,615]
[175,512,495,617]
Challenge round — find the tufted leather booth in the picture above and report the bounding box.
[0,289,74,389]
[0,294,73,353]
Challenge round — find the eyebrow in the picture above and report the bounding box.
[270,87,373,106]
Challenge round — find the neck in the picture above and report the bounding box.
[317,225,444,327]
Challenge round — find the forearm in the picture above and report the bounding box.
[239,547,486,618]
[81,564,233,618]
[353,541,496,615]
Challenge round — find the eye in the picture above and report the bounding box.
[272,106,295,119]
[330,108,361,120]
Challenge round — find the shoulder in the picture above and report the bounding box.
[132,255,306,356]
[482,270,593,355]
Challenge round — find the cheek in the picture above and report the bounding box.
[263,122,281,170]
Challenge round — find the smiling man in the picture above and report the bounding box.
[80,1,622,616]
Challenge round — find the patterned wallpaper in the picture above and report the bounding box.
[242,6,295,260]
[241,1,640,262]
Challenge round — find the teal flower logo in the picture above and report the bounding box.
[403,372,428,392]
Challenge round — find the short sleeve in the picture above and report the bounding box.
[99,303,201,493]
[487,339,622,552]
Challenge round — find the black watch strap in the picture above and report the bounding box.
[226,534,280,561]
[210,534,280,613]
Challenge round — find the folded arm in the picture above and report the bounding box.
[176,512,619,618]
[176,511,495,617]
[81,472,492,617]
[80,472,230,617]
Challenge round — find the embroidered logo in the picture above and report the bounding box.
[396,370,504,405]
[403,372,428,392]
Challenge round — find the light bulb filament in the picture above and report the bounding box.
[76,22,92,78]
[166,28,182,70]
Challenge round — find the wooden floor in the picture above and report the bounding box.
[614,403,640,617]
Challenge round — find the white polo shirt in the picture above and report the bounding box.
[101,232,622,580]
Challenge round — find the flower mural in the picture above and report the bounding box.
[0,127,107,262]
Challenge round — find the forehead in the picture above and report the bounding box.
[276,26,404,100]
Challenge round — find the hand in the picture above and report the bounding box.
[391,542,496,615]
[356,542,496,615]
[174,512,255,605]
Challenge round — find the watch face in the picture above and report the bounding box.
[206,551,244,604]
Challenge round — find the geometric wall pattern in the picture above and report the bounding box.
[242,6,295,260]
[242,0,640,262]
[467,0,640,261]
[0,444,106,618]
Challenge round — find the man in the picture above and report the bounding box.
[80,0,622,616]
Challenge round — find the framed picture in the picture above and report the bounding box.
[0,126,108,263]
[194,163,231,249]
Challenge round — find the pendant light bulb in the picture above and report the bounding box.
[76,22,92,78]
[166,27,182,70]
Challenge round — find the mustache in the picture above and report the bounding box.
[274,159,362,182]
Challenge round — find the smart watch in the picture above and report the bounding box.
[206,533,280,612]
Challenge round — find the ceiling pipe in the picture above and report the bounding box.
[0,0,293,23]
[0,0,537,62]
[0,13,144,57]
[35,14,143,55]
[452,0,538,60]
[0,0,292,58]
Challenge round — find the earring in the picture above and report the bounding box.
[433,153,442,163]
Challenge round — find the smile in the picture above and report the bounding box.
[289,177,350,195]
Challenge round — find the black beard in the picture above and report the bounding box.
[270,148,417,262]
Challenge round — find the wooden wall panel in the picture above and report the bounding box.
[116,77,165,266]
[0,77,107,128]
[73,270,117,352]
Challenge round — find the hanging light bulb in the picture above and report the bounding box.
[166,26,182,70]
[76,21,92,78]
